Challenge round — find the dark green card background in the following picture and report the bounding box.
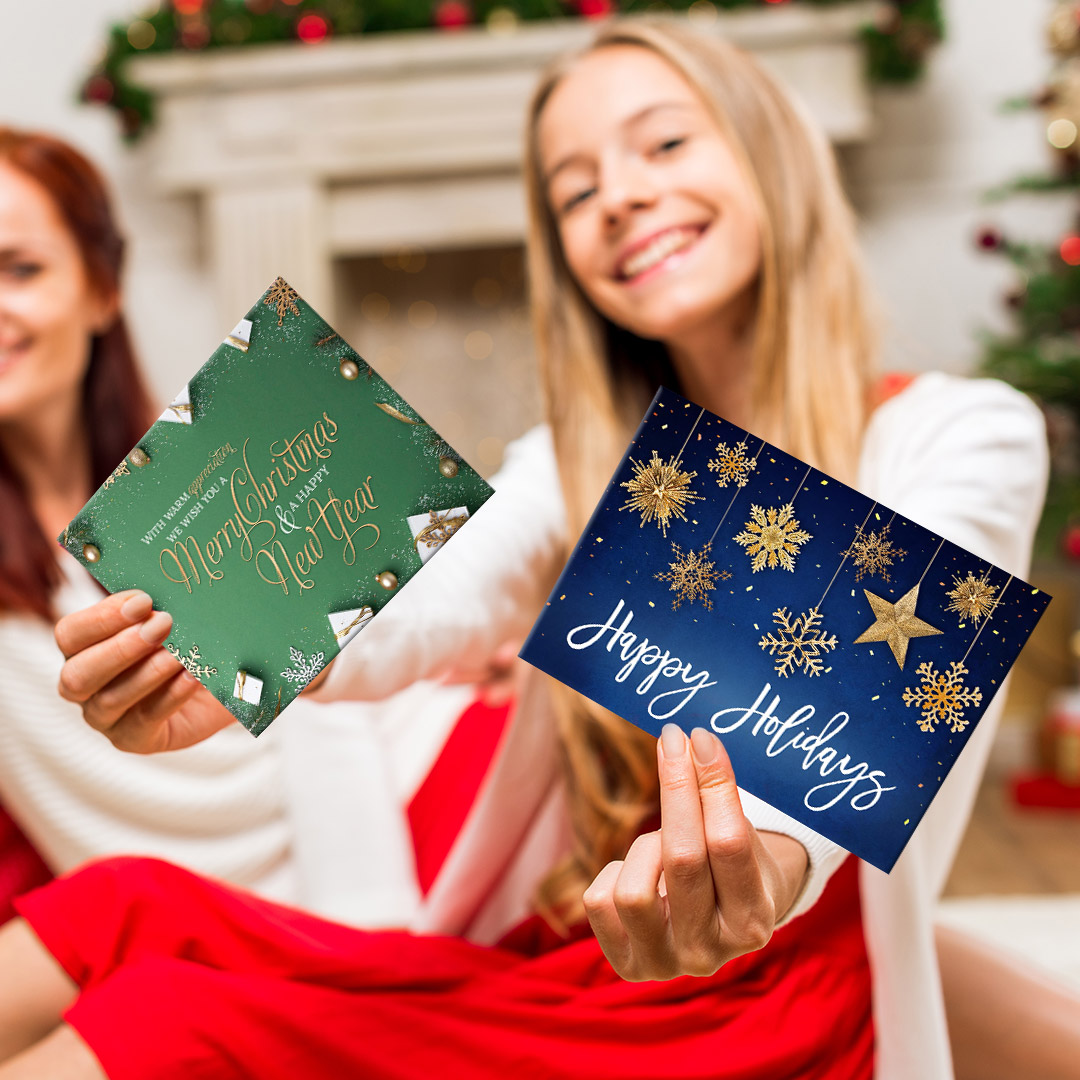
[59,280,494,735]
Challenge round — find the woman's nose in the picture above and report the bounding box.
[599,160,657,226]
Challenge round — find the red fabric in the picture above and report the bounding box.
[0,803,51,926]
[407,696,512,895]
[17,853,871,1080]
[15,696,873,1080]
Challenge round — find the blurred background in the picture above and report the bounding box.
[2,0,1079,987]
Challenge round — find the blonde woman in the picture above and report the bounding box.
[0,18,1074,1080]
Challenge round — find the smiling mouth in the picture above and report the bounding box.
[0,340,30,373]
[616,224,708,282]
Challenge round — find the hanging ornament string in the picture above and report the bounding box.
[619,406,706,537]
[809,501,880,612]
[960,574,1013,665]
[673,406,706,465]
[704,438,768,548]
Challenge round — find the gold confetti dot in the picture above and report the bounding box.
[472,278,502,307]
[477,436,504,466]
[1048,118,1077,149]
[361,292,390,323]
[464,330,493,360]
[375,345,405,374]
[687,0,717,25]
[408,300,437,329]
[127,19,156,48]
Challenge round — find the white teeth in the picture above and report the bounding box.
[620,227,700,280]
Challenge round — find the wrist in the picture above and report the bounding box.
[759,830,810,922]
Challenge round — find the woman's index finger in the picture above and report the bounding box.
[53,589,151,658]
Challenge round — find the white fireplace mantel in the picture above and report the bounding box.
[129,3,887,324]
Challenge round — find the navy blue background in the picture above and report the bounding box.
[519,386,1052,871]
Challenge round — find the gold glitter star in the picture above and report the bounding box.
[619,450,703,538]
[853,583,943,668]
[733,502,812,572]
[944,569,1000,626]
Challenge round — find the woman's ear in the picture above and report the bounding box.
[90,286,120,335]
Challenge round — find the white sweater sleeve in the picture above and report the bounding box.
[307,424,566,703]
[763,372,1050,927]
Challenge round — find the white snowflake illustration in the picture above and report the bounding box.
[280,645,326,686]
[902,660,983,734]
[758,606,839,677]
[707,439,757,488]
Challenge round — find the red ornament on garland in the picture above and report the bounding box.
[296,13,331,44]
[576,0,613,17]
[173,0,205,13]
[179,21,211,49]
[1061,234,1080,266]
[975,225,1003,251]
[83,74,115,105]
[433,0,472,29]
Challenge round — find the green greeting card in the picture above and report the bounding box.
[58,277,494,735]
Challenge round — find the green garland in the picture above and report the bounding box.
[84,0,945,140]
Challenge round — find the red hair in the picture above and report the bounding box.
[0,128,157,623]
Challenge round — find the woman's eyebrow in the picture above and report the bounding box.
[543,100,695,188]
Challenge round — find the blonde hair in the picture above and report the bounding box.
[522,16,884,931]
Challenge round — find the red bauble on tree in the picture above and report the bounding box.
[433,0,472,29]
[1062,520,1080,561]
[173,0,206,13]
[1061,234,1080,265]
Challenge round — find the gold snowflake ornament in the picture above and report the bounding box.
[263,277,301,327]
[707,439,757,488]
[902,660,982,733]
[758,606,838,677]
[945,570,1000,626]
[734,502,812,572]
[844,524,907,584]
[654,542,731,611]
[619,450,703,538]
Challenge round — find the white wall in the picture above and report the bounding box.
[0,0,1066,405]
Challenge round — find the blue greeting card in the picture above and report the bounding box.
[519,386,1051,872]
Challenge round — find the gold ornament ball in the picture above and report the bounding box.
[339,358,360,380]
[376,570,398,590]
[129,447,150,467]
[82,543,101,563]
[438,456,459,478]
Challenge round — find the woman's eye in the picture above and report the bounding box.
[5,263,41,280]
[561,188,596,214]
[653,137,687,155]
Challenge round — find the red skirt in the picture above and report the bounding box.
[14,699,874,1080]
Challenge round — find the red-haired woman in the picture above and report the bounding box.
[0,128,426,926]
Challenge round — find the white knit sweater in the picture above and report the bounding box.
[0,370,1049,1080]
[304,369,1050,1080]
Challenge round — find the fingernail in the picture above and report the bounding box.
[690,727,719,764]
[660,723,686,759]
[138,610,172,644]
[120,593,152,622]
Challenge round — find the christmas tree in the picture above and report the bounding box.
[975,0,1080,563]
